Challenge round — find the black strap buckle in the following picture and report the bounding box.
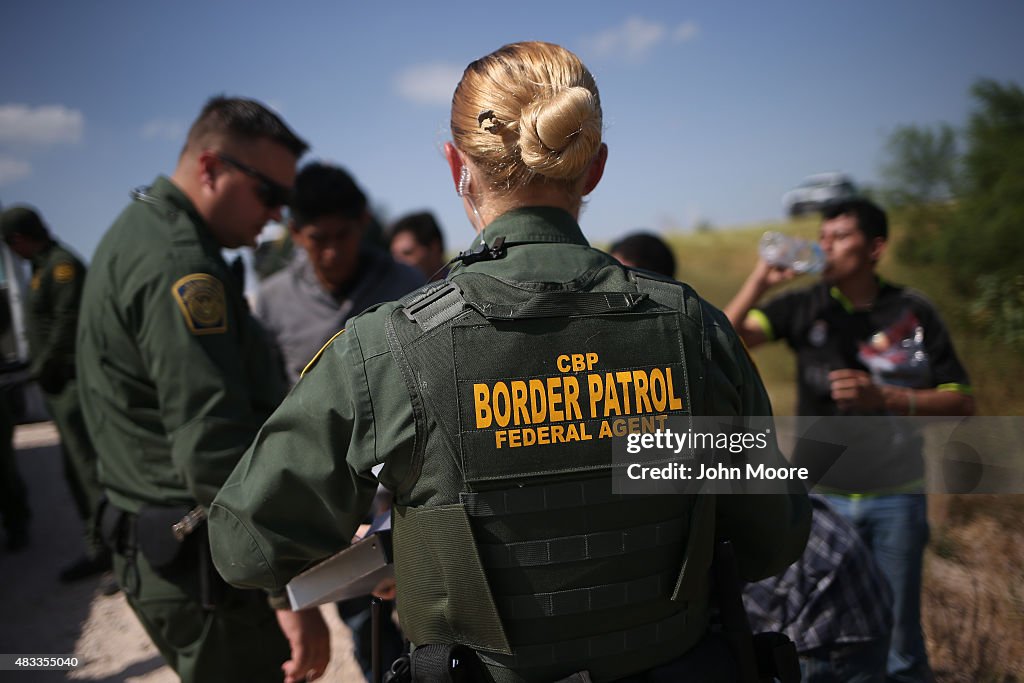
[457,236,506,265]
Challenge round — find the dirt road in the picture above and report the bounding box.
[0,423,363,682]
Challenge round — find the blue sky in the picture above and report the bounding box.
[2,1,1023,262]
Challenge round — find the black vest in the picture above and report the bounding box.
[386,265,720,682]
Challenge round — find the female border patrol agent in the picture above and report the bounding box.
[210,42,810,682]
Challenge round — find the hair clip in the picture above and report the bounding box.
[477,110,503,134]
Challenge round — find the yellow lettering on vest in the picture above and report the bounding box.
[598,420,613,438]
[603,372,621,416]
[474,384,492,428]
[551,425,565,442]
[640,415,657,433]
[586,352,599,370]
[529,379,547,423]
[507,429,522,448]
[563,376,582,421]
[570,354,585,372]
[665,368,684,410]
[536,425,550,445]
[510,380,530,425]
[612,418,628,437]
[615,371,634,414]
[580,422,593,440]
[495,430,508,448]
[588,374,603,418]
[547,376,564,422]
[650,369,667,412]
[523,428,537,447]
[633,370,653,413]
[493,382,511,427]
[557,355,572,373]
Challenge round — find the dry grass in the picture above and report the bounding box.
[924,496,1024,681]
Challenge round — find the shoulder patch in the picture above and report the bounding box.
[53,262,76,284]
[171,274,228,335]
[301,329,345,378]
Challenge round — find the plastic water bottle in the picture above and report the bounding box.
[758,232,825,274]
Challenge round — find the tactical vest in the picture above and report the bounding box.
[385,264,720,682]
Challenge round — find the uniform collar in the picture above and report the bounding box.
[145,176,221,256]
[29,240,57,269]
[827,276,896,313]
[478,206,590,248]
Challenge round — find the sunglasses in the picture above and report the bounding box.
[216,153,291,209]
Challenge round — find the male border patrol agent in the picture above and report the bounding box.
[209,40,810,683]
[1,206,108,579]
[77,97,329,683]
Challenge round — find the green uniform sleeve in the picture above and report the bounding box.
[130,259,277,510]
[29,257,83,387]
[209,325,383,591]
[703,303,811,581]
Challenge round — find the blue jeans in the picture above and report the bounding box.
[823,493,932,683]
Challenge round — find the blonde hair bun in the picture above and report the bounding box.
[519,87,602,180]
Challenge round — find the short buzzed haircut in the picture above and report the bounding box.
[182,95,309,159]
[821,197,888,241]
[389,211,445,250]
[289,162,367,228]
[1,205,49,243]
[610,231,676,279]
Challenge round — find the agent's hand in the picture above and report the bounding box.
[828,369,885,412]
[275,607,331,683]
[372,577,397,601]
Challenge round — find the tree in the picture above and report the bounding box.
[942,80,1024,349]
[880,123,959,207]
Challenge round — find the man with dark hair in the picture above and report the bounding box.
[388,210,449,281]
[726,197,974,682]
[256,162,424,384]
[76,96,329,683]
[609,231,677,278]
[1,205,107,580]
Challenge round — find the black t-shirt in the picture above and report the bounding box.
[753,281,971,491]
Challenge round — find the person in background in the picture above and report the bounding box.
[210,41,809,682]
[256,162,424,385]
[76,96,329,683]
[1,206,109,582]
[255,161,418,679]
[388,210,449,281]
[725,197,974,682]
[609,230,677,279]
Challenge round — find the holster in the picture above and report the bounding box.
[99,500,226,609]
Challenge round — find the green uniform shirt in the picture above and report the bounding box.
[77,176,285,513]
[26,241,85,392]
[210,207,809,593]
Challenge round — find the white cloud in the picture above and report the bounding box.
[394,63,463,106]
[672,21,699,43]
[583,17,699,61]
[140,119,186,142]
[0,104,83,145]
[585,17,666,60]
[0,157,32,185]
